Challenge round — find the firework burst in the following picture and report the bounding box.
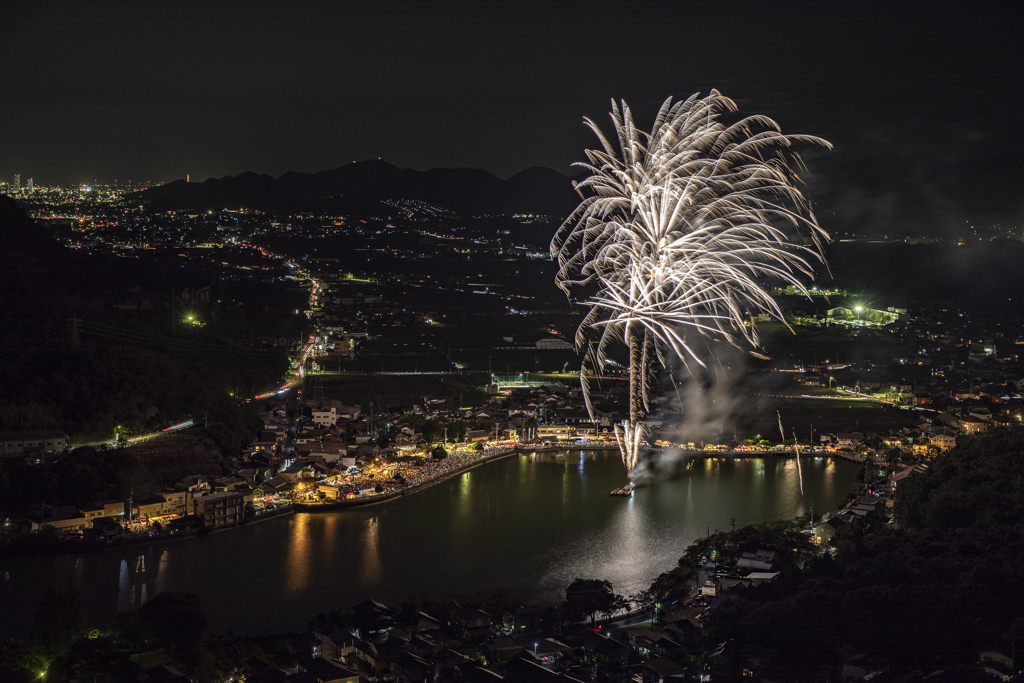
[552,91,830,472]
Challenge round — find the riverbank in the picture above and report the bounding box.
[294,446,523,511]
[0,503,297,557]
[2,446,874,557]
[0,451,861,640]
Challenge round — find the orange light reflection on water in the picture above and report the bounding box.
[285,514,314,597]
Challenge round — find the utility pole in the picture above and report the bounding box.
[70,315,80,349]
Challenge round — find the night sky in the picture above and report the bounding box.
[2,1,1022,233]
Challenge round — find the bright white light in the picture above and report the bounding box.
[551,91,830,471]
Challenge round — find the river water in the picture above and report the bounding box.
[0,452,858,636]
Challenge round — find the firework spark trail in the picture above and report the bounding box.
[776,411,803,494]
[792,429,804,496]
[553,91,830,472]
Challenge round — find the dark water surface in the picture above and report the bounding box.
[0,452,858,636]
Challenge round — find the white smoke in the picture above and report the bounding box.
[631,341,750,484]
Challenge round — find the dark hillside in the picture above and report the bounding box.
[701,430,1024,676]
[0,197,279,450]
[0,194,64,257]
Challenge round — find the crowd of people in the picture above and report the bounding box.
[316,446,520,500]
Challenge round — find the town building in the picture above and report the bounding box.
[194,490,248,530]
[0,430,68,457]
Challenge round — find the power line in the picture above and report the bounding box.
[84,319,258,351]
[82,319,286,356]
[79,321,286,358]
[0,322,72,371]
[80,328,284,361]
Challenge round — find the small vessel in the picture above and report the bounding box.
[610,484,634,497]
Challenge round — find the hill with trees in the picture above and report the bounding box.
[0,194,290,448]
[698,430,1024,679]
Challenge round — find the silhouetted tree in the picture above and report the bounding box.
[564,578,625,624]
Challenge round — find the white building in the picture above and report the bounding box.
[312,407,337,427]
[1,430,68,457]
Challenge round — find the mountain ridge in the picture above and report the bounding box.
[132,161,581,217]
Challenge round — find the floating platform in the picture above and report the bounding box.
[610,484,634,497]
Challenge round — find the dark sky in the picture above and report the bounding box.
[2,1,1022,232]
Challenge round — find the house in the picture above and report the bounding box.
[514,606,545,633]
[352,598,391,616]
[959,415,989,434]
[642,657,689,683]
[158,490,188,515]
[664,618,702,645]
[319,485,342,500]
[835,432,865,447]
[736,557,773,572]
[743,549,776,562]
[407,634,440,658]
[484,635,523,662]
[391,651,432,682]
[133,497,175,519]
[336,404,362,420]
[280,463,314,483]
[308,441,354,466]
[458,665,505,683]
[504,417,536,442]
[449,602,492,633]
[29,504,90,532]
[890,468,914,488]
[855,495,885,519]
[298,657,360,683]
[147,664,187,682]
[842,654,887,680]
[79,499,125,520]
[398,610,441,634]
[628,630,683,658]
[180,475,213,493]
[313,631,358,661]
[504,654,585,683]
[719,577,752,592]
